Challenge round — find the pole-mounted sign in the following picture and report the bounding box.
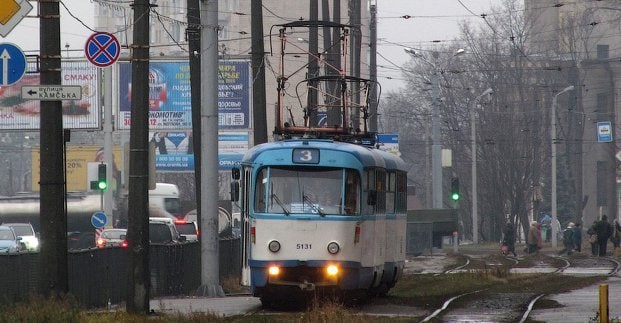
[0,0,33,37]
[0,42,26,86]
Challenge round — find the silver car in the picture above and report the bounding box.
[0,226,24,253]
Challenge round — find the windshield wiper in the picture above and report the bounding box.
[271,193,290,216]
[303,194,325,216]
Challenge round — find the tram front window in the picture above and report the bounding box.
[254,167,360,215]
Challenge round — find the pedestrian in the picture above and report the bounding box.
[502,221,517,257]
[611,219,621,251]
[527,221,539,254]
[587,221,598,256]
[540,214,552,242]
[559,222,574,255]
[535,222,543,250]
[593,214,613,256]
[572,222,582,252]
[551,217,561,242]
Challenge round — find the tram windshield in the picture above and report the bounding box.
[254,167,360,215]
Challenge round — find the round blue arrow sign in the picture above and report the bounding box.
[91,212,107,228]
[0,43,26,86]
[85,32,120,67]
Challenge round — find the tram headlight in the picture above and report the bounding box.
[268,266,280,276]
[268,240,281,253]
[326,265,339,276]
[327,241,340,254]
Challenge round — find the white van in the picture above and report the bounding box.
[149,183,183,220]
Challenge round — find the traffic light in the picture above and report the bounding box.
[97,163,107,190]
[450,177,460,201]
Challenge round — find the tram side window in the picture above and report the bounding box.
[254,168,267,212]
[363,169,375,214]
[386,172,396,213]
[396,171,407,212]
[344,169,360,215]
[376,169,386,213]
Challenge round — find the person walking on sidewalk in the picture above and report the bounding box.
[572,222,582,252]
[502,221,517,257]
[594,214,613,256]
[527,221,539,254]
[559,222,574,255]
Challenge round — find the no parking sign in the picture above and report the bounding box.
[85,32,120,67]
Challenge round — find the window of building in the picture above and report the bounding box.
[597,44,609,59]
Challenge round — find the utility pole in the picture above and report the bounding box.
[39,0,67,297]
[430,71,441,208]
[308,0,319,127]
[188,0,201,241]
[348,0,361,129]
[126,0,151,314]
[368,3,377,132]
[251,0,267,145]
[197,0,224,297]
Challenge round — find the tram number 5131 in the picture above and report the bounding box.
[296,243,312,250]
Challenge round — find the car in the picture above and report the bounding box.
[174,220,198,242]
[149,217,186,244]
[2,223,39,251]
[96,228,128,248]
[0,225,24,253]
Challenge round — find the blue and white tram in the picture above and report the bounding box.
[231,138,408,304]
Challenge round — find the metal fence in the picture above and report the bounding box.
[0,238,240,308]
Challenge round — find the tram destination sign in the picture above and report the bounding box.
[21,85,82,101]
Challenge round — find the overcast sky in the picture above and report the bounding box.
[2,0,496,92]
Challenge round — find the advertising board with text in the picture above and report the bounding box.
[118,60,250,130]
[31,145,122,191]
[0,60,100,130]
[150,131,248,171]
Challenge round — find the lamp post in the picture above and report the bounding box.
[551,85,574,248]
[404,47,463,208]
[471,88,493,244]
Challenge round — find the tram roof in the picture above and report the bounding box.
[242,139,407,171]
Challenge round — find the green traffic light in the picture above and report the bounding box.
[98,181,107,190]
[451,193,459,201]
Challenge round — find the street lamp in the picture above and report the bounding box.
[404,47,464,208]
[471,88,493,244]
[551,85,574,248]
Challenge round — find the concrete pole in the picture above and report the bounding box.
[431,72,442,208]
[103,67,113,226]
[197,0,224,297]
[471,88,493,244]
[551,85,574,249]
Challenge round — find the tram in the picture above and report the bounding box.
[230,20,408,305]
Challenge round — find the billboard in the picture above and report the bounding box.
[31,145,122,191]
[0,60,100,130]
[118,60,250,130]
[150,131,248,171]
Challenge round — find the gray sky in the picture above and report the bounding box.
[376,0,495,92]
[1,0,496,92]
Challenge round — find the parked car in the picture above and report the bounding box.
[149,217,186,244]
[174,220,199,242]
[0,225,24,253]
[96,228,128,248]
[2,223,39,251]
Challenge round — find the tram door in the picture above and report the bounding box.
[240,167,252,286]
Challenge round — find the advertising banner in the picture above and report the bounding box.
[118,60,250,130]
[150,131,248,171]
[31,145,122,191]
[0,60,100,130]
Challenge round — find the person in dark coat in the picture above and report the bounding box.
[502,221,517,257]
[572,222,582,252]
[594,214,613,256]
[587,221,598,256]
[559,222,574,255]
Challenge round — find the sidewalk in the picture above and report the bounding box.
[530,276,621,322]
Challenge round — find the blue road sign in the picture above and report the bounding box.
[0,43,26,86]
[85,32,120,67]
[91,212,107,228]
[597,121,613,143]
